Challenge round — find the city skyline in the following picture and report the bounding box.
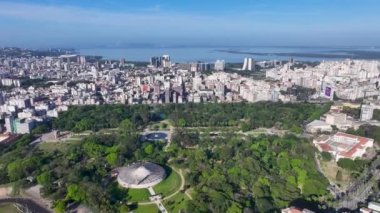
[0,0,380,48]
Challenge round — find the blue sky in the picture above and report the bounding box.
[0,0,379,48]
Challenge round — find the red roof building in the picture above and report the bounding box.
[313,132,374,161]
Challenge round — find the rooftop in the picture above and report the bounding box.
[117,161,166,189]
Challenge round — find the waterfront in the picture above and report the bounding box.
[79,46,380,62]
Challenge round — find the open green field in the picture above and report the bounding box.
[38,142,73,152]
[154,167,181,197]
[0,203,20,213]
[133,204,159,213]
[163,192,190,213]
[127,188,150,202]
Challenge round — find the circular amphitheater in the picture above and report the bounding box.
[117,162,166,189]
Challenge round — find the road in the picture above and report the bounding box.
[334,155,380,210]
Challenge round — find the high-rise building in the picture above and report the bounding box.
[360,105,374,121]
[242,57,255,71]
[161,55,171,68]
[153,83,161,96]
[216,82,225,97]
[199,63,211,72]
[14,119,35,134]
[191,62,211,72]
[190,62,198,72]
[193,76,203,90]
[214,60,225,71]
[5,116,15,133]
[79,56,86,65]
[164,89,171,103]
[120,58,126,66]
[150,57,161,68]
[173,92,178,104]
[0,92,5,105]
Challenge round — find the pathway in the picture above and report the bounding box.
[147,187,168,213]
[136,167,186,206]
[185,190,193,200]
[164,126,174,152]
[162,168,185,201]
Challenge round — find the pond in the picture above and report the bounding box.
[143,132,168,141]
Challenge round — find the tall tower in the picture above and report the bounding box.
[215,60,225,71]
[242,58,255,71]
[161,55,171,68]
[0,92,4,105]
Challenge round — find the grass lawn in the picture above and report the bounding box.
[0,203,19,213]
[186,188,195,199]
[127,188,150,202]
[133,204,159,213]
[163,192,190,213]
[154,167,181,197]
[38,142,74,153]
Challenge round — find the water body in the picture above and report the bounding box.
[79,46,380,63]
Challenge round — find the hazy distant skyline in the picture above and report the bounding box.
[0,0,379,48]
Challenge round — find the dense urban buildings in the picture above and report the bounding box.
[1,48,379,136]
[1,47,380,213]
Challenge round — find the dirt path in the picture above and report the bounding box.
[0,186,11,198]
[185,190,193,200]
[164,126,174,152]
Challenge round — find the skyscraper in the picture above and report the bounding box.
[360,105,374,121]
[161,55,171,68]
[242,57,255,71]
[215,60,225,71]
[150,57,161,68]
[0,92,5,105]
[79,56,86,65]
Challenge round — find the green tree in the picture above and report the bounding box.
[106,153,118,166]
[53,200,66,213]
[240,122,251,132]
[302,179,327,196]
[32,124,50,134]
[7,160,24,181]
[119,119,136,135]
[255,198,275,212]
[144,144,154,155]
[178,118,186,127]
[290,125,302,134]
[321,152,332,161]
[37,171,52,186]
[66,184,86,202]
[119,205,130,213]
[337,158,367,172]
